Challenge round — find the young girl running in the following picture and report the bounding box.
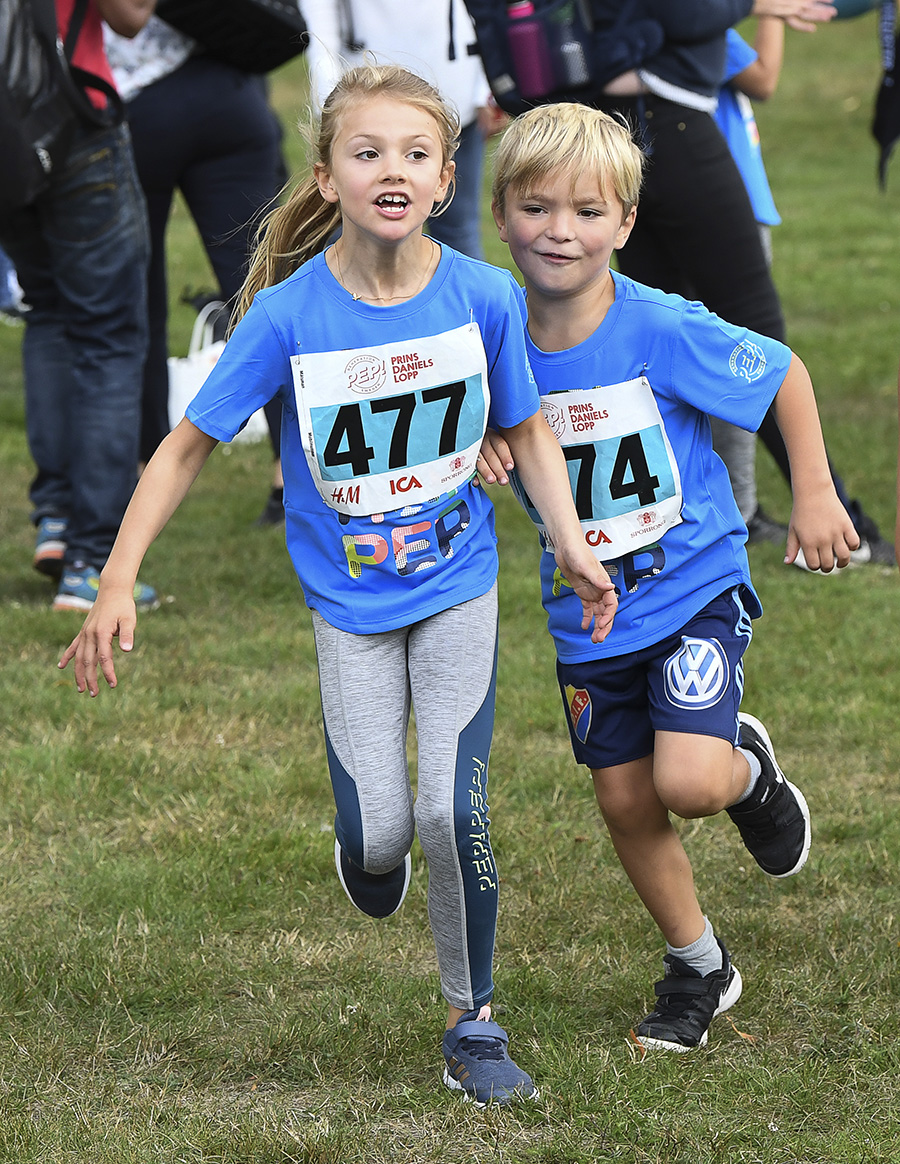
[59,65,616,1104]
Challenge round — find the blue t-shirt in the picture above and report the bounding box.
[187,245,539,634]
[519,272,793,663]
[715,29,781,227]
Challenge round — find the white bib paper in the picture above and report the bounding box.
[514,376,683,560]
[292,323,489,517]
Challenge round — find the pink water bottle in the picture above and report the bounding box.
[507,1,556,99]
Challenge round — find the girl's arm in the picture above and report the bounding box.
[59,418,219,695]
[771,354,859,569]
[732,17,785,100]
[497,411,618,643]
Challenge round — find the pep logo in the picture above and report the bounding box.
[729,341,766,384]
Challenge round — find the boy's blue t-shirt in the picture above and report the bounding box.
[715,28,781,227]
[186,246,539,634]
[518,272,793,663]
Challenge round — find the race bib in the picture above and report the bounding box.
[292,324,489,516]
[513,376,683,560]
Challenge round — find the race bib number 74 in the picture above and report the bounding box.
[513,376,683,560]
[292,324,489,516]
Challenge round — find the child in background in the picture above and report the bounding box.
[481,102,858,1051]
[59,65,617,1104]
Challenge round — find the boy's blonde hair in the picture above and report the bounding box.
[492,103,644,218]
[234,64,460,325]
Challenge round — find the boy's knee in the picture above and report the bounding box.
[656,767,732,819]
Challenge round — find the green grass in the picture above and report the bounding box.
[0,15,899,1162]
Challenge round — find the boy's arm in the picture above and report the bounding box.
[732,17,785,100]
[497,412,618,643]
[477,428,514,486]
[59,418,219,695]
[771,354,859,569]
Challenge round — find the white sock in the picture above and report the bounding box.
[732,748,762,805]
[666,916,723,977]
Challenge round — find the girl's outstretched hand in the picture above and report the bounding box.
[58,587,138,696]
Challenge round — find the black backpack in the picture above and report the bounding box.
[154,0,309,75]
[0,0,122,216]
[463,0,664,116]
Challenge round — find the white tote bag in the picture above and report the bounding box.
[167,300,268,443]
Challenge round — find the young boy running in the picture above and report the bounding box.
[481,103,859,1051]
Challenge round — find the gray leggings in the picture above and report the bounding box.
[311,584,499,1011]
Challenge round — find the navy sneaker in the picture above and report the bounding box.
[636,940,743,1053]
[53,563,160,613]
[334,839,410,918]
[33,516,68,579]
[728,713,811,877]
[442,1011,537,1105]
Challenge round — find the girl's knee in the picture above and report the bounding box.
[343,820,414,875]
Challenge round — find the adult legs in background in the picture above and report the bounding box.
[126,57,282,462]
[1,121,149,571]
[428,119,486,261]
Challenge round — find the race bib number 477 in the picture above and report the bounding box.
[513,376,683,560]
[292,323,489,516]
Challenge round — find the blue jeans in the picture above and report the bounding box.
[428,119,486,261]
[0,120,149,569]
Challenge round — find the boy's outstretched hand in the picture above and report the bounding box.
[479,425,618,644]
[785,492,860,572]
[58,587,138,697]
[553,543,619,644]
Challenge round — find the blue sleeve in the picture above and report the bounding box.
[723,28,757,84]
[670,300,793,433]
[481,271,540,431]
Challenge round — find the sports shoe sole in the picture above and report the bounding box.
[34,544,66,578]
[738,713,811,878]
[52,593,97,612]
[638,966,744,1054]
[52,593,160,613]
[442,1067,539,1105]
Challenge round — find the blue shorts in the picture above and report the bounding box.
[556,587,755,771]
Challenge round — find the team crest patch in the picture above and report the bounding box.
[729,340,766,383]
[564,685,592,743]
[664,637,729,710]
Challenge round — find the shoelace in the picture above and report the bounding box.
[458,1035,506,1061]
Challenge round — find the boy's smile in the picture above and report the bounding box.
[494,173,636,303]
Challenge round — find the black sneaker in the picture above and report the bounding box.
[334,839,410,918]
[635,939,743,1052]
[745,507,788,546]
[728,713,811,877]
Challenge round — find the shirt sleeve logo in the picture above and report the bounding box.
[729,340,766,383]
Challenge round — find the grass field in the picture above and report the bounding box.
[0,14,898,1163]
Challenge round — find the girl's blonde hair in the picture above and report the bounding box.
[492,103,644,219]
[233,64,460,325]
